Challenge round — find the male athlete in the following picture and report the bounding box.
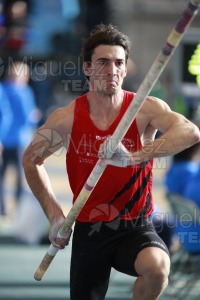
[23,24,200,299]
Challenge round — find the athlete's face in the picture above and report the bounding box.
[84,45,127,95]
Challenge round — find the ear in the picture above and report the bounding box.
[83,62,93,77]
[123,65,127,78]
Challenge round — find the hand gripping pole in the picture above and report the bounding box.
[34,0,200,281]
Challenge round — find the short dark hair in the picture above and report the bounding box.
[82,24,131,64]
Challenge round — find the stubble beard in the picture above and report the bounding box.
[93,79,120,96]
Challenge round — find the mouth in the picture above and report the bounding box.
[107,79,117,86]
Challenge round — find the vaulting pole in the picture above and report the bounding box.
[34,0,200,281]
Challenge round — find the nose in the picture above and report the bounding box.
[107,62,117,76]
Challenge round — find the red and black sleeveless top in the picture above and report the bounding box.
[66,90,154,222]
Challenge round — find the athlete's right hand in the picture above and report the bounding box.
[49,216,72,249]
[98,137,149,167]
[98,138,134,167]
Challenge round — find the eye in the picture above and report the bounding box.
[116,61,124,67]
[97,60,107,66]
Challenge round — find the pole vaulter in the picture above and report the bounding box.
[34,0,200,281]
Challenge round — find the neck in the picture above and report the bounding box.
[87,89,124,115]
[86,90,124,131]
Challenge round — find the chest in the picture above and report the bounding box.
[89,112,120,131]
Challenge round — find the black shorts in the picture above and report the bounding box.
[70,217,169,300]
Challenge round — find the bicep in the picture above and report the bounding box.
[152,110,191,135]
[147,97,183,134]
[23,127,63,166]
[24,109,72,165]
[137,97,172,139]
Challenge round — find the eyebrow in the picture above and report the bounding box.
[96,58,125,62]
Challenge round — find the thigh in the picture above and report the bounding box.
[70,222,112,300]
[112,223,170,277]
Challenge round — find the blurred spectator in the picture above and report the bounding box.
[184,167,200,207]
[0,1,6,45]
[0,60,40,216]
[1,0,29,58]
[164,142,200,254]
[164,143,200,197]
[152,205,175,253]
[0,83,12,214]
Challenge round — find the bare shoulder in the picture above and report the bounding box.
[22,100,76,164]
[136,96,170,134]
[34,100,76,151]
[141,96,171,115]
[140,95,196,132]
[135,95,197,140]
[45,100,75,134]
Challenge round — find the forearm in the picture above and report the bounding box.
[23,161,64,223]
[99,123,200,167]
[133,124,200,162]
